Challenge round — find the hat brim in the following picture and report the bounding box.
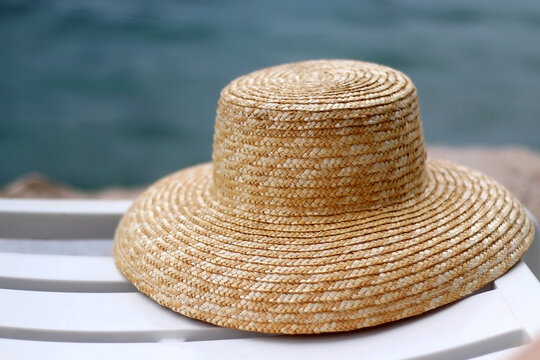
[113,158,533,334]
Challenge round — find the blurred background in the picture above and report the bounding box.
[1,0,539,190]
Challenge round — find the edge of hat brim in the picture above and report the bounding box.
[113,158,534,334]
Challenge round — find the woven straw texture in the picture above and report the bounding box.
[114,60,534,334]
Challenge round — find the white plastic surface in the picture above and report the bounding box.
[0,288,527,359]
[494,262,540,338]
[0,199,538,360]
[0,288,261,342]
[470,346,525,360]
[0,199,130,239]
[0,252,133,292]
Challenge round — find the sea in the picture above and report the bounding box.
[1,0,539,188]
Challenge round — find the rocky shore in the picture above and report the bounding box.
[1,145,539,223]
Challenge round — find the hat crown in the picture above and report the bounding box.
[211,60,427,218]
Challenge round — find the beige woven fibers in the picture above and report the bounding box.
[113,60,534,334]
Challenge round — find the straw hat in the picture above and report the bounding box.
[113,59,534,334]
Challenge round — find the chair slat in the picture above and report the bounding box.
[0,340,529,360]
[0,199,130,239]
[0,290,526,360]
[0,238,114,256]
[0,287,261,342]
[494,261,540,338]
[469,346,525,360]
[0,252,133,292]
[0,339,188,360]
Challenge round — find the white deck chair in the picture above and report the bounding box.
[0,199,539,360]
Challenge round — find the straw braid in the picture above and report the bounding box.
[113,59,534,334]
[213,60,426,216]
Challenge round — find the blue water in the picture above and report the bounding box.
[1,0,540,188]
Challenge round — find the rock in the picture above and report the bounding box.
[0,173,143,200]
[0,173,85,199]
